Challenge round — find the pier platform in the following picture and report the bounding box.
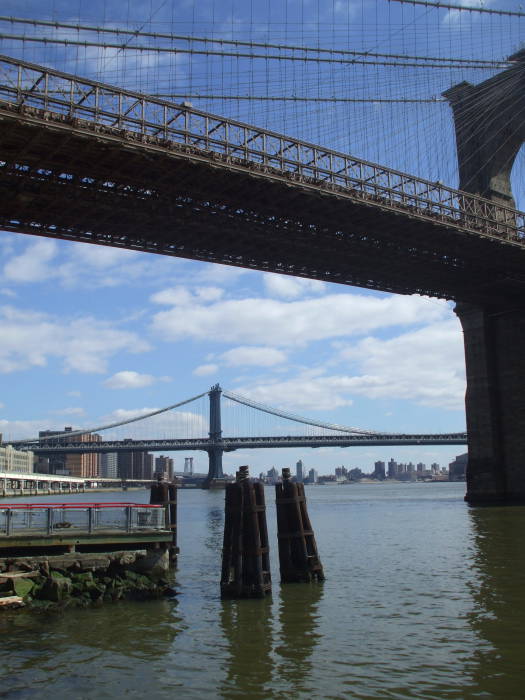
[0,502,175,556]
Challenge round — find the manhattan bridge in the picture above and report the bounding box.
[10,385,468,481]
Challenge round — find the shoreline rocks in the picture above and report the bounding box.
[0,549,176,611]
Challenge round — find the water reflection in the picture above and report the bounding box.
[274,582,323,696]
[219,596,274,699]
[467,506,525,697]
[205,506,224,552]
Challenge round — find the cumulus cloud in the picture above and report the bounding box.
[50,407,86,416]
[219,346,287,367]
[100,407,207,440]
[151,289,450,346]
[1,236,178,290]
[0,305,150,374]
[337,318,466,409]
[3,239,58,282]
[231,318,465,413]
[443,0,495,24]
[104,371,171,389]
[263,273,326,299]
[193,363,219,376]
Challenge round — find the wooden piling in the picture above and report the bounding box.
[275,468,325,583]
[150,477,178,560]
[220,466,271,599]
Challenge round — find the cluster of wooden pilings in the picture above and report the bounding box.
[220,466,324,598]
[150,477,178,560]
[276,468,325,584]
[220,466,271,598]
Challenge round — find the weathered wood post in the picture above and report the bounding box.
[220,466,271,598]
[150,476,178,560]
[275,468,325,583]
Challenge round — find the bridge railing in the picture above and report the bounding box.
[0,502,167,536]
[0,54,524,243]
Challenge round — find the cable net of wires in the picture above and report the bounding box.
[221,390,382,439]
[1,0,524,207]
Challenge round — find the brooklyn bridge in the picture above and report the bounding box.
[0,49,524,502]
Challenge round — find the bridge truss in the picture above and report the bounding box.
[0,55,524,304]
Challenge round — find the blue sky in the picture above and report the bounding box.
[0,0,521,475]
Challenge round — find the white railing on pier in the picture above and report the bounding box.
[0,502,167,536]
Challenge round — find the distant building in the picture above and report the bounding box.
[388,458,397,478]
[335,466,348,480]
[118,450,153,480]
[0,445,34,474]
[155,455,174,480]
[101,452,118,479]
[184,457,193,475]
[449,453,468,481]
[266,466,279,484]
[38,427,101,478]
[305,468,318,484]
[373,461,386,480]
[296,459,304,482]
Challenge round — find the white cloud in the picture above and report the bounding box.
[337,318,465,410]
[151,291,450,346]
[233,318,465,414]
[0,418,63,442]
[263,273,326,299]
[0,305,150,374]
[219,346,287,367]
[3,239,57,282]
[99,407,207,440]
[443,0,495,24]
[50,407,86,416]
[233,371,355,411]
[104,371,171,389]
[0,288,16,298]
[193,363,219,376]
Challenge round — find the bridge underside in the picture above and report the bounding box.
[2,104,525,504]
[0,108,524,306]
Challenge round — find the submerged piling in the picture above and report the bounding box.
[275,468,325,583]
[220,466,271,598]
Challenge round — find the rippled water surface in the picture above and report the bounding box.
[1,482,525,699]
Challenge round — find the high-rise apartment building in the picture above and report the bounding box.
[117,450,154,480]
[38,427,101,478]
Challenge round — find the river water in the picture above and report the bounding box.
[0,481,524,699]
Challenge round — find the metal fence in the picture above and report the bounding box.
[0,53,524,245]
[0,502,167,536]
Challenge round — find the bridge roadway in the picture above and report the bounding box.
[0,55,524,306]
[24,433,468,455]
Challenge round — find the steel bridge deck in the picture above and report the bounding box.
[0,55,524,305]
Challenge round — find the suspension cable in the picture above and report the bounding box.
[0,34,507,70]
[0,16,509,67]
[11,391,208,444]
[223,390,381,435]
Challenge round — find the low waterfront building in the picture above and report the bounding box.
[0,445,34,474]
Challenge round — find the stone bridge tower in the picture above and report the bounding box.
[443,51,525,503]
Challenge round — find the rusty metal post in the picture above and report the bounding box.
[275,468,325,583]
[220,466,271,598]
